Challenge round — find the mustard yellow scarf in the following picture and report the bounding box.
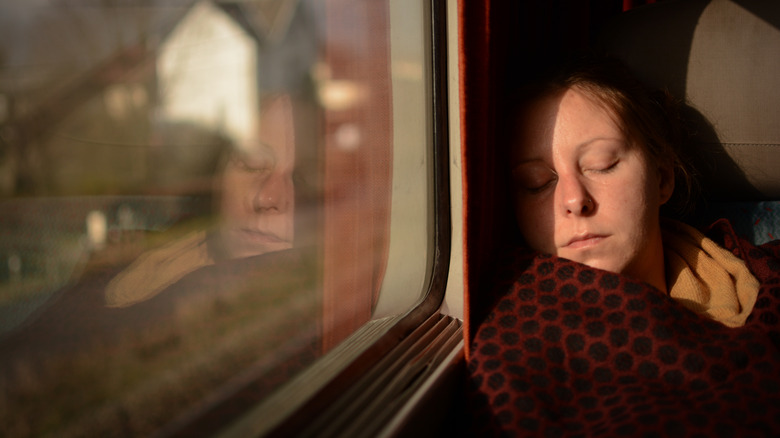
[662,219,760,328]
[106,231,213,308]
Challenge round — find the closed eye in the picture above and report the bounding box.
[522,177,556,194]
[230,148,276,176]
[585,159,619,174]
[513,165,557,194]
[232,157,273,175]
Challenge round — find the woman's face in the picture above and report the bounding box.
[218,96,295,259]
[511,87,673,289]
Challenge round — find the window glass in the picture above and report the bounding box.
[0,0,435,436]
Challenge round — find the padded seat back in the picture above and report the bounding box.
[598,0,780,202]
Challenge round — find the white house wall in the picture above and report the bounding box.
[157,0,259,149]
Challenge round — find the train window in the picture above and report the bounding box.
[0,0,453,436]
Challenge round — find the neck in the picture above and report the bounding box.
[630,227,668,293]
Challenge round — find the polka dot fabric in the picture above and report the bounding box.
[467,220,780,437]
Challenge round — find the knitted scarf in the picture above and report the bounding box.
[663,219,760,327]
[106,231,212,307]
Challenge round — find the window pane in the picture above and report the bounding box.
[0,0,435,436]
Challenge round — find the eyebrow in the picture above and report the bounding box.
[236,143,277,161]
[577,136,627,151]
[513,136,626,164]
[513,157,546,166]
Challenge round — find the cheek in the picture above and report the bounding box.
[515,197,555,251]
[625,169,661,215]
[282,176,295,209]
[598,170,659,237]
[219,173,251,216]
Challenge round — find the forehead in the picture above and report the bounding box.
[510,87,626,160]
[236,141,276,162]
[237,95,296,162]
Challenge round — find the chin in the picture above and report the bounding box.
[558,242,635,276]
[228,242,292,260]
[568,255,627,275]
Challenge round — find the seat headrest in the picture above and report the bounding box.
[598,0,780,201]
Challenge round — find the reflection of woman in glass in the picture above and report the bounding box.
[0,95,318,438]
[106,94,296,307]
[215,94,295,260]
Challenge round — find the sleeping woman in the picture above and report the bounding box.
[467,56,780,436]
[509,57,759,328]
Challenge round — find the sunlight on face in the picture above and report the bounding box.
[511,88,673,291]
[218,95,296,259]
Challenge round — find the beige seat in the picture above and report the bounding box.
[598,0,780,203]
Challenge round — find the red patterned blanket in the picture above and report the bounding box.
[467,220,780,436]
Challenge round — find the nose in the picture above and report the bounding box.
[252,171,291,213]
[557,174,594,216]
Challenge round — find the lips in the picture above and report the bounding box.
[239,228,290,245]
[563,233,607,249]
[224,228,292,259]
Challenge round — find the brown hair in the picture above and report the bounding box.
[507,55,697,216]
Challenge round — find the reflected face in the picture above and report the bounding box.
[218,96,295,259]
[511,88,672,288]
